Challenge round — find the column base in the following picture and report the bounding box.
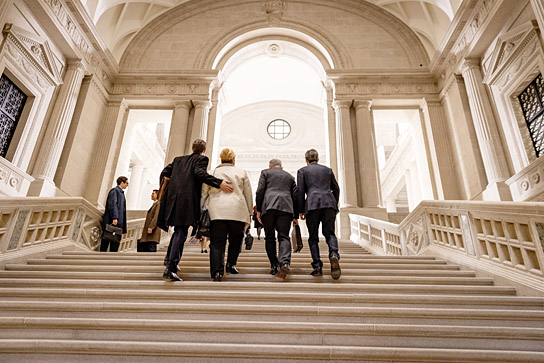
[482,180,512,201]
[338,206,389,239]
[27,178,61,197]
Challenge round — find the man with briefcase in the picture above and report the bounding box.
[100,176,128,252]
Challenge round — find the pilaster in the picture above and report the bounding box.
[126,162,143,209]
[28,60,86,196]
[461,59,512,201]
[165,100,191,163]
[530,0,544,43]
[325,85,338,176]
[0,0,13,32]
[353,100,382,208]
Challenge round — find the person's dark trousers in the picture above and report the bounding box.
[165,225,189,272]
[262,210,292,268]
[209,220,245,278]
[305,208,339,269]
[138,242,158,252]
[100,239,120,252]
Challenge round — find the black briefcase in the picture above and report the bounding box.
[102,224,123,243]
[291,224,303,253]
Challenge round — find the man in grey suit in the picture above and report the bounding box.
[297,149,341,279]
[255,158,298,280]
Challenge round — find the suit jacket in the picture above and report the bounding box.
[297,162,340,213]
[140,201,161,243]
[256,167,298,218]
[102,186,127,233]
[158,153,222,230]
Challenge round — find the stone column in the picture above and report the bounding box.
[530,0,544,43]
[385,198,397,213]
[165,100,191,164]
[127,161,143,209]
[205,87,220,161]
[28,59,85,196]
[325,86,338,176]
[354,100,382,208]
[420,99,460,200]
[0,1,14,31]
[190,100,211,146]
[333,100,358,208]
[84,100,129,207]
[461,59,512,200]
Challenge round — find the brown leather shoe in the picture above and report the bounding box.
[274,264,290,281]
[330,256,341,280]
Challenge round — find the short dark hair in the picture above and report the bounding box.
[152,189,159,193]
[305,149,319,163]
[116,176,128,185]
[269,159,282,167]
[192,139,206,154]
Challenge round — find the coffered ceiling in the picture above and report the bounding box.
[80,0,462,62]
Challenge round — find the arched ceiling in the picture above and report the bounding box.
[80,0,462,62]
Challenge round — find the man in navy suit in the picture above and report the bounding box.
[100,176,128,252]
[255,158,298,280]
[297,149,341,279]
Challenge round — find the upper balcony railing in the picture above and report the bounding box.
[350,201,544,283]
[0,197,145,254]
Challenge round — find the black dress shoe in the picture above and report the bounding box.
[226,264,239,274]
[330,255,341,280]
[310,268,323,276]
[269,265,279,275]
[162,268,183,282]
[212,272,223,282]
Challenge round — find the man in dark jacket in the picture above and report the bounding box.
[255,158,298,280]
[297,149,341,279]
[100,176,128,252]
[158,139,233,281]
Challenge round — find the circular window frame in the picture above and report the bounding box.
[267,119,291,140]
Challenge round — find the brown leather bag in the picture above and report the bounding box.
[291,224,303,252]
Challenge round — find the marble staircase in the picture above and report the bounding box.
[0,239,543,362]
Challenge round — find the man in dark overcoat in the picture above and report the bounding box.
[255,158,298,280]
[158,139,233,281]
[100,176,128,252]
[297,149,341,279]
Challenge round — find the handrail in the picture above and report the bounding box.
[0,197,145,254]
[350,200,544,281]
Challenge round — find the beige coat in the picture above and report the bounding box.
[140,201,162,243]
[202,163,253,224]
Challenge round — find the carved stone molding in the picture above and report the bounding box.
[332,79,437,98]
[506,155,544,201]
[112,81,212,96]
[0,157,34,196]
[404,215,430,256]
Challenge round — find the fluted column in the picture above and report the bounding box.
[325,86,338,176]
[354,100,382,208]
[190,100,211,145]
[333,100,358,207]
[461,59,512,200]
[28,60,85,196]
[84,100,129,206]
[420,99,460,200]
[530,0,544,42]
[165,100,191,163]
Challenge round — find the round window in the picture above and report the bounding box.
[267,119,291,140]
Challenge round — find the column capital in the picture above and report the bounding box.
[353,100,373,111]
[461,59,481,75]
[66,59,86,73]
[173,100,192,110]
[332,99,352,110]
[420,98,442,110]
[192,100,211,109]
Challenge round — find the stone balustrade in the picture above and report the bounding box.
[506,156,544,202]
[351,201,544,291]
[0,197,145,254]
[0,158,34,197]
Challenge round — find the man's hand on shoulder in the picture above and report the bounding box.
[220,180,234,193]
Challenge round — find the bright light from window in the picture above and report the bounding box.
[222,56,323,113]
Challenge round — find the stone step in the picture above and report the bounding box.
[1,340,543,363]
[26,259,463,270]
[1,317,543,352]
[0,270,492,285]
[1,301,543,327]
[5,264,475,277]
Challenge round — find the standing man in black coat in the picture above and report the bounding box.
[297,149,341,279]
[100,176,128,252]
[158,139,233,281]
[255,158,298,280]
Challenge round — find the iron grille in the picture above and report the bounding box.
[0,74,27,158]
[518,73,544,157]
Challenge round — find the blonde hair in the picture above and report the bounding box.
[220,148,236,163]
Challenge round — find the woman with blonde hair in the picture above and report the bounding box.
[202,148,253,282]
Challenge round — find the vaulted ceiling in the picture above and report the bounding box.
[80,0,462,62]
